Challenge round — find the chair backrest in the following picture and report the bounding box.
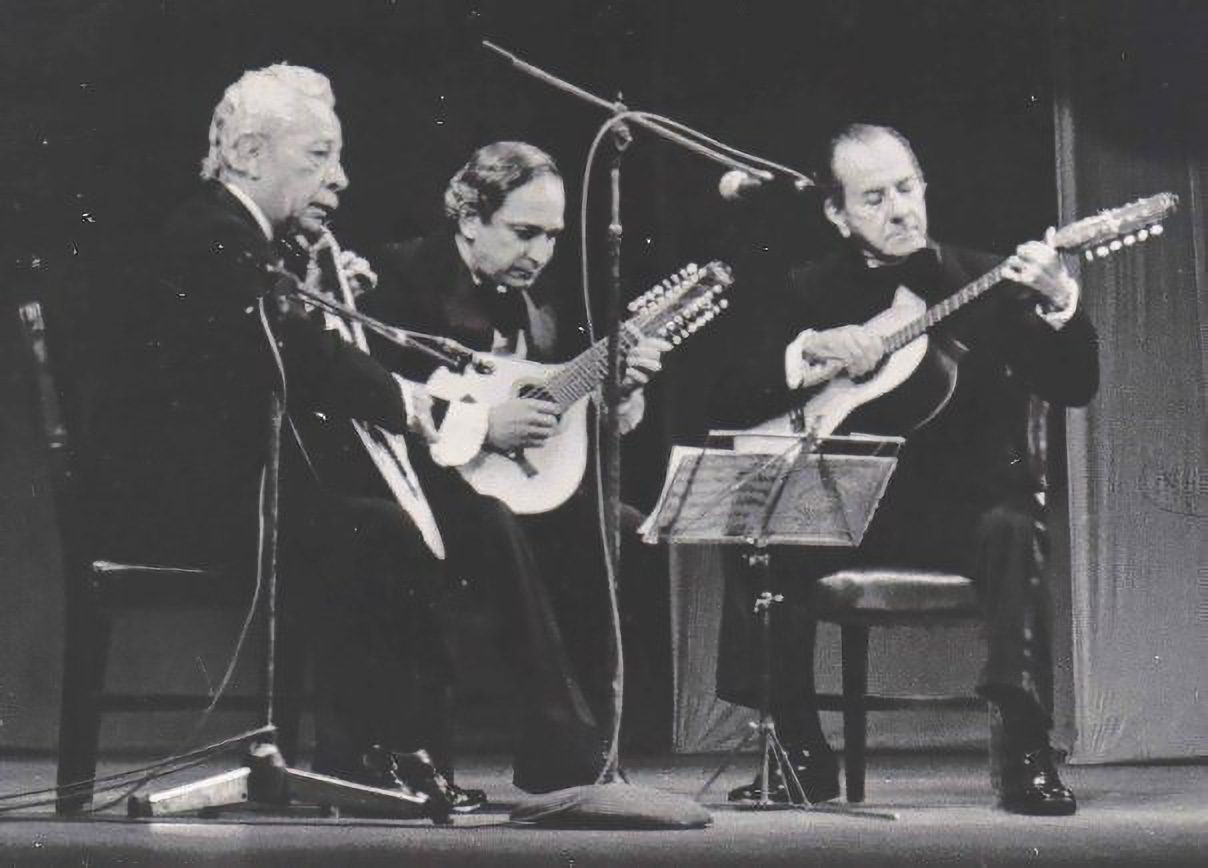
[16,299,96,579]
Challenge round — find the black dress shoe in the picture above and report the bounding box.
[357,746,455,822]
[445,782,488,814]
[728,747,840,805]
[998,745,1077,816]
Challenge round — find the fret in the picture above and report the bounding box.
[881,259,1009,353]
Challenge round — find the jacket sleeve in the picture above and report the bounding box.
[708,265,822,430]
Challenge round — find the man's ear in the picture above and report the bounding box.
[823,198,851,238]
[458,211,481,241]
[227,132,267,179]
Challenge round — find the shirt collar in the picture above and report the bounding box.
[222,182,275,241]
[454,233,510,294]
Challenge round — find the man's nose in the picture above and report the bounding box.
[327,161,349,192]
[527,233,556,264]
[885,188,913,219]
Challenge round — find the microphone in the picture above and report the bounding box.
[718,169,814,201]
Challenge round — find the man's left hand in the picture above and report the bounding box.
[335,249,378,297]
[1003,227,1075,311]
[621,336,673,393]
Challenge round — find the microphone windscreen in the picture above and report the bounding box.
[718,169,759,200]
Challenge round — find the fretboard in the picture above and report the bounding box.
[882,259,1008,353]
[532,325,644,411]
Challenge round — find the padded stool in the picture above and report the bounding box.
[811,568,983,802]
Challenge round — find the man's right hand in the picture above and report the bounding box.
[486,396,560,451]
[800,325,887,379]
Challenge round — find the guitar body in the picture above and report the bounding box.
[749,287,958,439]
[429,356,591,515]
[422,260,735,513]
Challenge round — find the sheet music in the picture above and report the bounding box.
[640,439,900,547]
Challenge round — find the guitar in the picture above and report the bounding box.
[428,261,734,514]
[745,193,1178,441]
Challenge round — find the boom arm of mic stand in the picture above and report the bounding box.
[280,280,492,374]
[482,40,773,182]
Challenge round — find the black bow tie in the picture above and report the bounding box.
[482,284,528,337]
[864,248,942,298]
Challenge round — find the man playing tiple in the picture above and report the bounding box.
[90,63,473,816]
[361,141,670,795]
[711,124,1098,815]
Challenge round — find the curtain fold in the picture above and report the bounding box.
[1054,1,1208,762]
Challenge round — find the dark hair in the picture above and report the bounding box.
[819,123,923,204]
[444,141,561,224]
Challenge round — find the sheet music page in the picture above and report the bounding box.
[639,446,793,544]
[640,444,901,546]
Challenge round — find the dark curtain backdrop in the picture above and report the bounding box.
[3,0,1076,753]
[1053,0,1208,763]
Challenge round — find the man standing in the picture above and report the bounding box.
[711,124,1097,815]
[361,141,668,795]
[91,64,466,814]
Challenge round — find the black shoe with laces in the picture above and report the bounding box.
[348,745,455,823]
[445,782,488,814]
[727,746,840,805]
[998,745,1077,816]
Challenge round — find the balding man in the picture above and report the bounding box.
[711,124,1097,815]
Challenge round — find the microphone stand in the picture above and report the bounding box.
[487,41,891,825]
[484,40,789,827]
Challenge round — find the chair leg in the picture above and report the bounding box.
[840,624,870,803]
[56,585,111,814]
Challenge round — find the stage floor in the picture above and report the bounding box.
[1,751,1205,866]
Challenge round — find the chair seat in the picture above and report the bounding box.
[812,568,979,618]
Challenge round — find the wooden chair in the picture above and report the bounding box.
[811,568,983,803]
[810,399,1051,803]
[16,300,307,814]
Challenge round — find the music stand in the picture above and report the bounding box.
[641,432,902,819]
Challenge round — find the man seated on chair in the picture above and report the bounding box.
[357,141,671,795]
[89,63,479,816]
[709,123,1098,815]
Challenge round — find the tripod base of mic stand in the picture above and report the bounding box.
[698,720,898,821]
[127,740,439,823]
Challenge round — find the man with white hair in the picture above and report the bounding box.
[91,63,473,817]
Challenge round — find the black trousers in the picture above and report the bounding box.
[297,439,628,793]
[419,454,632,794]
[716,471,1055,748]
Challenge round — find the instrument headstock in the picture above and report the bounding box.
[626,261,734,345]
[1052,193,1179,260]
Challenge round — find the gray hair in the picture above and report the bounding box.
[444,141,561,224]
[200,63,335,180]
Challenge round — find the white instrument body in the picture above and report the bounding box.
[747,287,932,439]
[426,260,735,514]
[430,357,590,515]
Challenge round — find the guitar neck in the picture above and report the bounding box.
[882,259,1008,353]
[539,326,643,412]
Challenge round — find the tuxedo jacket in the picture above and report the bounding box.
[91,181,409,565]
[711,242,1100,504]
[363,231,563,380]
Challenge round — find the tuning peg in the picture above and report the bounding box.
[1095,245,1110,258]
[1110,239,1123,252]
[1123,234,1136,246]
[1150,224,1164,236]
[1136,229,1149,241]
[718,299,729,309]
